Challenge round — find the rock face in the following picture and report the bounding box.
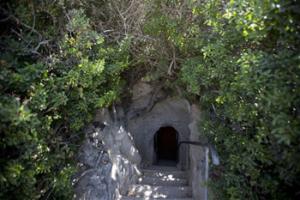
[74,109,141,200]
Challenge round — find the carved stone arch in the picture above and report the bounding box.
[127,97,191,169]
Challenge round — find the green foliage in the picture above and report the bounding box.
[133,0,300,199]
[177,0,300,199]
[1,0,299,199]
[0,1,129,199]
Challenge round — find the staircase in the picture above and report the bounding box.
[120,166,193,200]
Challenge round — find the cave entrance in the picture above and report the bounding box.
[154,126,178,166]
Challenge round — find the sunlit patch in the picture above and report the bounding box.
[111,163,117,180]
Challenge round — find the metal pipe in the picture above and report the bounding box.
[178,141,220,166]
[178,141,220,200]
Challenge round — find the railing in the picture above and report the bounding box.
[178,140,206,148]
[178,141,220,200]
[178,140,220,165]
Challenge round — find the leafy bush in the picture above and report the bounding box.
[0,1,129,199]
[178,0,300,199]
[1,0,299,199]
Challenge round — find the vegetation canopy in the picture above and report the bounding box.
[0,0,299,199]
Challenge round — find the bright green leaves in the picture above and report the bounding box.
[224,0,271,40]
[55,9,129,132]
[89,59,105,75]
[66,58,105,88]
[0,97,29,125]
[215,96,225,104]
[1,3,130,200]
[62,9,105,59]
[97,90,118,108]
[66,9,91,34]
[52,165,76,198]
[178,0,300,199]
[180,58,203,95]
[144,9,185,49]
[1,0,299,199]
[4,162,24,186]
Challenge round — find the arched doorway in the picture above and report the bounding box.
[154,126,178,166]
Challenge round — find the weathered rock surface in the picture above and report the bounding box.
[74,108,142,200]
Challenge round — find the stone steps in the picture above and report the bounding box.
[142,169,187,179]
[127,184,192,198]
[139,176,188,186]
[121,197,193,200]
[120,167,193,199]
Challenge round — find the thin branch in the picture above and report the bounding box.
[168,59,174,75]
[0,15,12,22]
[121,0,135,16]
[0,7,42,40]
[26,3,36,38]
[33,39,50,52]
[168,46,177,75]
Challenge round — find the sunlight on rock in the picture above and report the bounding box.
[144,190,152,197]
